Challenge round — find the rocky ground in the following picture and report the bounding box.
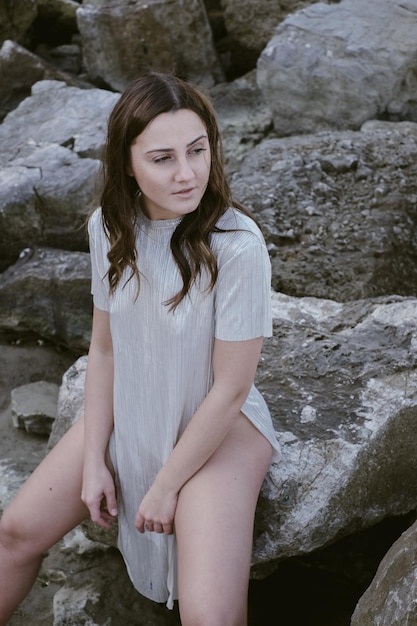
[0,335,75,625]
[1,334,414,625]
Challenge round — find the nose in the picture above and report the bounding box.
[174,157,195,183]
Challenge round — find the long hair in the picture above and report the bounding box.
[100,72,251,309]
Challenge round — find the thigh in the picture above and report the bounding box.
[1,418,89,556]
[175,415,272,623]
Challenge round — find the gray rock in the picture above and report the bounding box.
[0,40,80,122]
[351,518,417,625]
[48,356,87,450]
[0,144,99,269]
[0,459,31,514]
[0,247,92,351]
[76,0,224,91]
[209,70,273,172]
[0,80,118,270]
[231,120,417,302]
[52,549,178,626]
[11,380,59,435]
[0,0,38,47]
[251,292,417,574]
[257,0,417,135]
[0,80,119,165]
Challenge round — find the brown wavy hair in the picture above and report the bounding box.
[99,72,252,309]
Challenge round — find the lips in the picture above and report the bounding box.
[174,187,196,195]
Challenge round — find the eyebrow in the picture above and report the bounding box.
[145,134,207,154]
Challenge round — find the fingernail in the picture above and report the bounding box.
[110,509,118,516]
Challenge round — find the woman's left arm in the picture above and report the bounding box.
[135,336,263,534]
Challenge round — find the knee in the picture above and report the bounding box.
[0,510,19,548]
[0,508,36,558]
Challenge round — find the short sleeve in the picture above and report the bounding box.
[214,239,273,341]
[88,209,110,312]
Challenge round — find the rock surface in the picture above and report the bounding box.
[76,0,224,90]
[257,0,417,135]
[11,380,59,435]
[0,247,92,351]
[231,120,417,301]
[351,518,417,625]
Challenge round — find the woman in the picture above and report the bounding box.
[0,72,280,626]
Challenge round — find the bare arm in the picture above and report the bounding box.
[81,305,116,527]
[135,336,263,533]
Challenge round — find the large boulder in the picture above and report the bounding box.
[0,40,79,122]
[0,144,99,269]
[252,292,417,574]
[0,80,119,166]
[231,120,417,301]
[257,0,417,136]
[76,0,224,91]
[0,247,92,351]
[351,518,417,625]
[0,80,119,270]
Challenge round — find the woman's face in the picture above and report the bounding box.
[129,109,211,221]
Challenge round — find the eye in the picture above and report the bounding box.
[153,154,172,164]
[189,147,207,156]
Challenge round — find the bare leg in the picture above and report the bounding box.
[175,414,272,626]
[0,418,89,625]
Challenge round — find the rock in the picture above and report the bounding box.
[52,548,178,626]
[0,80,119,166]
[351,519,417,625]
[230,120,417,301]
[48,355,87,450]
[0,79,118,270]
[11,380,59,435]
[257,0,417,136]
[42,43,82,75]
[0,459,31,514]
[37,0,79,32]
[76,0,224,91]
[0,40,80,122]
[0,0,38,47]
[52,584,104,626]
[209,69,273,172]
[0,144,99,269]
[0,247,92,351]
[251,292,417,575]
[221,0,314,72]
[61,527,110,556]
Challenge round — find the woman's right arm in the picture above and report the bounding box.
[81,305,117,528]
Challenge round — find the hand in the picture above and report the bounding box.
[81,462,118,529]
[135,481,178,535]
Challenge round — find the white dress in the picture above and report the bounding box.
[88,206,281,608]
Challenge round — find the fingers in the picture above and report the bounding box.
[82,492,118,529]
[104,488,118,518]
[135,512,173,535]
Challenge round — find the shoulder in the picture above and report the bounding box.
[88,207,103,234]
[87,207,110,257]
[211,207,267,257]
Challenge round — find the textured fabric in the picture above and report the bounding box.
[88,206,281,608]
